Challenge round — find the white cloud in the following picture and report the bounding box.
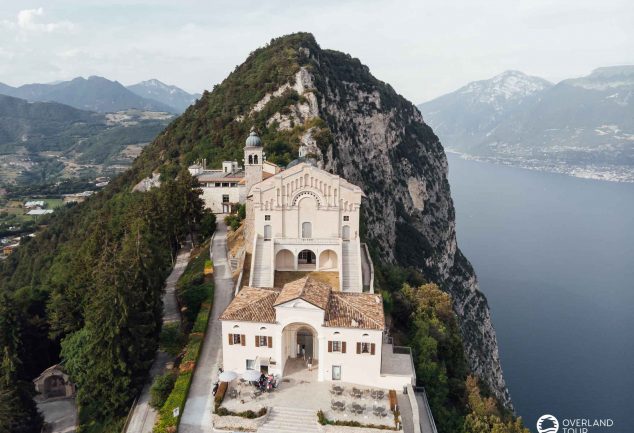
[3,7,75,33]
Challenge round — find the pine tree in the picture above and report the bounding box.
[0,293,43,433]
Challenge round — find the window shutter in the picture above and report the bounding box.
[342,342,347,353]
[228,333,233,345]
[255,336,259,347]
[241,335,246,346]
[328,341,333,353]
[370,343,376,355]
[268,336,273,348]
[356,342,361,354]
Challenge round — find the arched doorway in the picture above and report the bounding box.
[318,249,338,271]
[275,249,294,270]
[43,375,66,398]
[296,327,314,359]
[342,225,351,241]
[298,249,316,270]
[281,323,319,378]
[298,195,317,238]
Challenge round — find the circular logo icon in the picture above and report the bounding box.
[537,414,559,433]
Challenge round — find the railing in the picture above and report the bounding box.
[414,386,439,433]
[274,237,340,245]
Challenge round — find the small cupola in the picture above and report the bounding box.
[245,127,262,147]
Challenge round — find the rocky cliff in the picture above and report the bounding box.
[140,33,511,407]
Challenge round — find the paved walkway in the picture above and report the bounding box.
[125,245,190,433]
[180,219,234,433]
[38,397,77,433]
[415,391,437,433]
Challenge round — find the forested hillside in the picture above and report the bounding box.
[0,166,206,430]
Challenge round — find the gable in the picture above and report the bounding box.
[275,298,322,310]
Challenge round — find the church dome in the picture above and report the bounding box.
[245,129,262,147]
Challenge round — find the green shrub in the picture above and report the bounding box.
[175,246,212,327]
[316,410,396,430]
[224,214,241,231]
[159,323,185,356]
[200,211,216,239]
[216,407,267,418]
[150,372,177,409]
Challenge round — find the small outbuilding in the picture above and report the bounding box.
[33,365,76,400]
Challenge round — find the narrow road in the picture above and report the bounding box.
[125,245,190,433]
[180,219,234,433]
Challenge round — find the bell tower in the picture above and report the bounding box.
[244,127,264,194]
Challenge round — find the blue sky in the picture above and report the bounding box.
[0,0,632,103]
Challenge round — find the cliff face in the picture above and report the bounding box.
[144,33,511,407]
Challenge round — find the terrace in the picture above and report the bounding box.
[217,359,398,429]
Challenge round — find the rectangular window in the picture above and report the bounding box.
[222,195,230,203]
[222,182,229,187]
[258,336,267,347]
[246,359,255,370]
[265,215,271,221]
[215,182,221,187]
[332,341,341,352]
[356,342,375,355]
[343,215,350,221]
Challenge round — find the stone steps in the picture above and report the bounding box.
[341,242,360,291]
[251,238,273,287]
[258,406,322,433]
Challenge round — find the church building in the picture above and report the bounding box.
[218,130,415,390]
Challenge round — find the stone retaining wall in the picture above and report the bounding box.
[212,413,268,431]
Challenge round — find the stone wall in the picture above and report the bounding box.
[212,413,268,432]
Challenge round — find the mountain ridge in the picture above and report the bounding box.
[0,76,177,114]
[127,79,200,113]
[418,66,634,181]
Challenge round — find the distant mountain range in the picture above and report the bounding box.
[127,79,201,113]
[418,66,634,182]
[0,76,200,114]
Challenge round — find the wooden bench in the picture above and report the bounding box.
[388,389,397,411]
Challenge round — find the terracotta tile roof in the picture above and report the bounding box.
[219,286,279,323]
[324,292,385,330]
[220,277,385,330]
[273,276,331,309]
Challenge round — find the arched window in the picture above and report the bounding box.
[248,154,253,165]
[254,154,258,164]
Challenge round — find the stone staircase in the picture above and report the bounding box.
[342,241,361,291]
[251,237,273,287]
[258,406,322,433]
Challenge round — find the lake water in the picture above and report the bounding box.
[446,153,634,433]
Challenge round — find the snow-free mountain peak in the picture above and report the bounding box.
[127,79,201,113]
[564,65,634,90]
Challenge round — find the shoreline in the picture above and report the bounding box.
[444,149,634,183]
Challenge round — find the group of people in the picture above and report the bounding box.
[256,372,278,391]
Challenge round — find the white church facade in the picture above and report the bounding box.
[217,130,415,391]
